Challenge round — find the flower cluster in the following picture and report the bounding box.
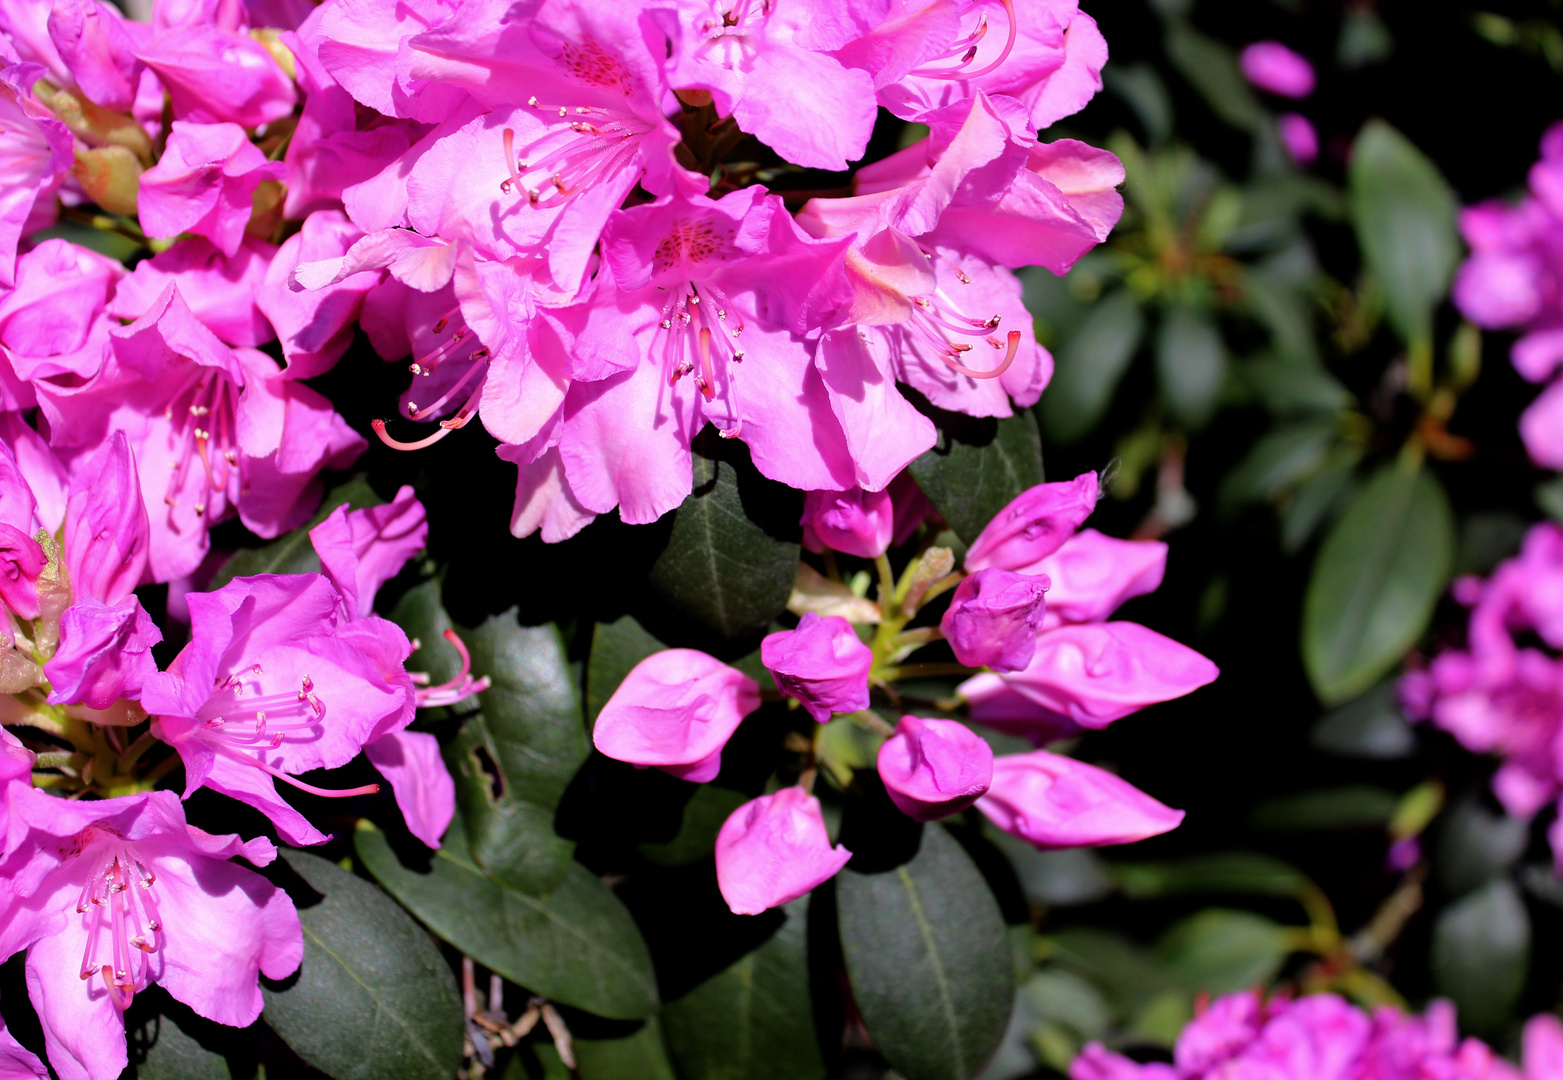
[1071,989,1563,1080]
[1401,521,1563,867]
[1451,122,1563,472]
[594,473,1217,915]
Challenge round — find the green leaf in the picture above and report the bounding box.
[1218,420,1338,512]
[1349,121,1461,350]
[1431,879,1530,1036]
[1310,682,1416,760]
[442,612,587,894]
[209,476,383,591]
[1249,785,1399,831]
[575,1018,679,1080]
[662,897,826,1080]
[1045,927,1180,1019]
[356,818,658,1020]
[1163,23,1268,133]
[587,615,665,725]
[639,784,749,867]
[1279,448,1362,555]
[1114,852,1313,901]
[1154,909,1291,994]
[1040,290,1144,444]
[646,432,802,640]
[128,996,255,1080]
[262,850,464,1080]
[1435,796,1529,899]
[1302,462,1455,704]
[909,409,1044,545]
[1155,306,1228,430]
[838,825,1014,1080]
[1241,358,1353,416]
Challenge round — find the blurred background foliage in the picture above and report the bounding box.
[980,0,1563,1074]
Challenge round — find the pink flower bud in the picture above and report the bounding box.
[0,522,45,621]
[940,568,1049,672]
[715,786,852,915]
[999,622,1220,727]
[1277,113,1319,166]
[801,487,894,559]
[1028,530,1167,628]
[877,716,993,822]
[1239,41,1316,99]
[63,431,149,604]
[593,649,761,782]
[957,672,1083,746]
[138,121,287,257]
[964,472,1099,573]
[761,612,873,723]
[977,750,1184,849]
[44,594,161,709]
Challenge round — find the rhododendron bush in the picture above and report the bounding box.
[0,0,1560,1076]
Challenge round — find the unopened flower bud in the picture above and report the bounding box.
[977,750,1185,849]
[1239,41,1316,99]
[34,82,151,159]
[801,487,894,559]
[940,568,1048,672]
[964,472,1099,572]
[593,649,761,782]
[716,787,851,914]
[73,144,143,216]
[877,716,993,822]
[761,612,872,723]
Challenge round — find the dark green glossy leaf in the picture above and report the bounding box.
[1114,852,1312,901]
[452,612,585,893]
[1249,785,1399,831]
[1040,290,1144,444]
[639,784,749,867]
[646,433,801,640]
[1218,420,1337,511]
[1431,879,1530,1036]
[356,818,658,1020]
[1279,448,1362,555]
[838,825,1014,1080]
[1044,927,1180,1021]
[909,409,1044,545]
[209,476,383,591]
[1163,22,1268,133]
[262,851,463,1080]
[586,615,664,725]
[1242,358,1353,416]
[575,1018,679,1080]
[1436,796,1529,899]
[127,995,254,1080]
[1153,909,1290,993]
[663,897,825,1080]
[1302,463,1455,704]
[1349,121,1460,349]
[1155,306,1227,430]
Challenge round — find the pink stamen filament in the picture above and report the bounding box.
[499,106,649,204]
[415,629,492,708]
[75,841,163,1012]
[940,330,1021,379]
[910,0,1018,80]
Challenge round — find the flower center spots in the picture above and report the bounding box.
[71,825,161,1012]
[558,39,636,93]
[654,218,732,276]
[163,368,240,521]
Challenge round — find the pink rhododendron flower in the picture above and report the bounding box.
[801,487,895,559]
[134,25,296,127]
[940,567,1049,672]
[48,285,365,582]
[1521,377,1563,470]
[592,649,761,782]
[0,62,72,288]
[143,572,414,845]
[657,0,879,171]
[137,121,286,257]
[0,1010,45,1079]
[985,621,1220,727]
[1025,529,1167,628]
[1239,40,1315,98]
[964,471,1100,572]
[0,239,120,383]
[715,785,852,915]
[258,211,381,379]
[958,671,1083,746]
[46,0,141,110]
[1278,112,1319,166]
[977,748,1184,848]
[761,612,873,723]
[0,785,301,1080]
[106,236,277,348]
[876,715,993,821]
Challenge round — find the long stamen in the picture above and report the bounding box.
[209,742,380,798]
[939,330,1021,379]
[910,0,1018,80]
[415,629,492,708]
